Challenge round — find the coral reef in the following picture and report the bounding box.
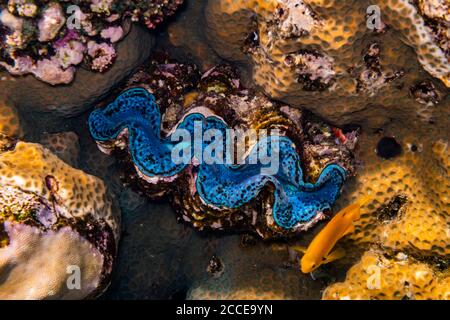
[341,132,449,257]
[318,109,450,299]
[0,99,22,150]
[0,0,448,301]
[163,0,448,128]
[323,250,450,300]
[88,58,357,238]
[0,122,120,299]
[0,24,154,116]
[105,200,334,300]
[0,0,184,84]
[374,0,450,87]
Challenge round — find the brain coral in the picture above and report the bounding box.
[0,140,120,299]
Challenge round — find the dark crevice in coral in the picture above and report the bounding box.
[376,136,402,159]
[410,80,442,105]
[377,194,408,221]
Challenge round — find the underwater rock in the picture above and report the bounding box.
[88,58,357,238]
[0,0,184,85]
[0,139,120,299]
[0,24,154,116]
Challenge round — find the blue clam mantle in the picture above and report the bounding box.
[89,88,347,229]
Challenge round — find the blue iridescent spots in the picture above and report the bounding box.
[89,88,347,229]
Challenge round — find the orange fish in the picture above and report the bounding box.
[293,195,372,273]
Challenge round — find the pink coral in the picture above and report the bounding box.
[37,3,66,42]
[34,58,75,85]
[87,41,117,72]
[100,26,124,43]
[55,40,86,69]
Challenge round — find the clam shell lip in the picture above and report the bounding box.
[89,87,348,229]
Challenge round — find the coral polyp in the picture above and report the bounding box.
[89,87,347,230]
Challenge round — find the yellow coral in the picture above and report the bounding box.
[323,250,450,300]
[374,0,450,87]
[338,134,450,257]
[0,142,119,238]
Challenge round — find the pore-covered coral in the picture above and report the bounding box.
[164,0,448,130]
[89,87,346,232]
[318,97,450,299]
[344,136,450,257]
[88,57,358,239]
[0,139,120,299]
[0,0,184,84]
[323,250,450,300]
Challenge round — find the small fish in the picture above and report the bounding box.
[293,195,372,274]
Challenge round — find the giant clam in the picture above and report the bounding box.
[88,59,358,238]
